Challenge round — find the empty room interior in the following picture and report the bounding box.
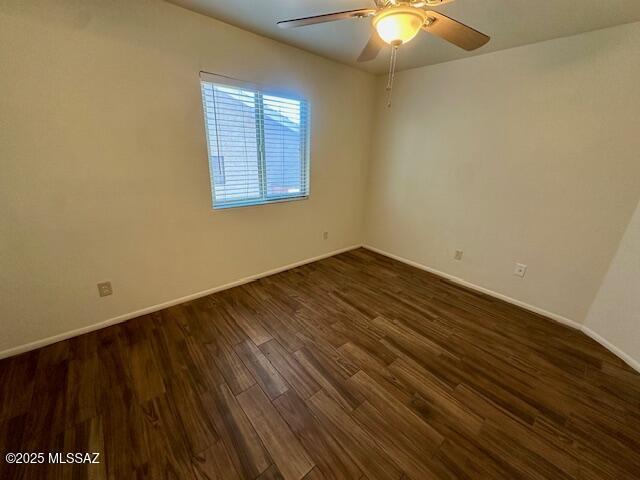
[2,0,640,478]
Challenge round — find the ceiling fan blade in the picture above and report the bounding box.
[422,11,489,51]
[357,31,384,62]
[277,8,376,29]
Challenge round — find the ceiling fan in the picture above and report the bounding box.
[277,0,490,63]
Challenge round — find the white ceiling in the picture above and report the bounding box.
[167,0,640,74]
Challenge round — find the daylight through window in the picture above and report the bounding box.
[200,73,310,209]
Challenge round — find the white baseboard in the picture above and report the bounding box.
[0,244,361,360]
[363,244,640,373]
[582,326,640,373]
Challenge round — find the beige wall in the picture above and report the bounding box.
[0,0,375,355]
[584,198,640,368]
[365,22,640,324]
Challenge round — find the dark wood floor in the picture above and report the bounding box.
[1,248,639,479]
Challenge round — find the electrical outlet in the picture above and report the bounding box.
[514,263,527,278]
[97,281,113,297]
[323,231,329,240]
[454,249,463,261]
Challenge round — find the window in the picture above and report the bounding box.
[200,72,310,209]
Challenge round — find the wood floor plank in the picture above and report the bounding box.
[165,376,219,455]
[65,352,101,428]
[388,357,484,434]
[101,386,153,479]
[235,339,290,400]
[302,466,327,480]
[139,393,195,478]
[61,415,107,480]
[453,384,581,479]
[182,300,222,345]
[0,353,37,422]
[225,301,274,346]
[207,340,256,395]
[22,352,69,442]
[253,297,305,352]
[237,385,314,480]
[260,340,321,400]
[351,400,445,480]
[209,301,249,346]
[192,439,240,480]
[126,336,166,403]
[306,390,403,480]
[273,390,362,480]
[348,370,444,450]
[183,333,226,395]
[296,330,360,379]
[331,320,397,366]
[293,347,363,412]
[207,382,272,479]
[256,464,286,480]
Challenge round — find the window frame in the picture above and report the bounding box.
[199,71,311,210]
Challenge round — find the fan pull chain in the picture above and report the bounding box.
[386,43,399,108]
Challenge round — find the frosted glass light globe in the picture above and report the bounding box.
[374,7,426,45]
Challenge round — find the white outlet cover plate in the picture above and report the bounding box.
[514,263,527,277]
[97,281,113,297]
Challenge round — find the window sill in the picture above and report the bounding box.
[212,195,309,211]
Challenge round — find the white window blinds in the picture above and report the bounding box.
[200,73,310,209]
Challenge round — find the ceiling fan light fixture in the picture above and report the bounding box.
[373,7,426,45]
